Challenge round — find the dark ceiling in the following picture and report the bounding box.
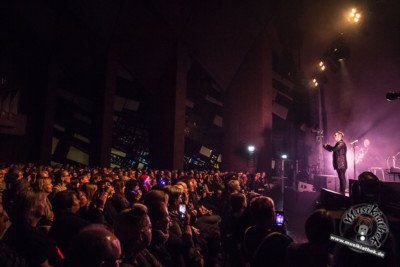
[1,0,292,95]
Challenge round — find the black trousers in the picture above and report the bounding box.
[336,168,346,194]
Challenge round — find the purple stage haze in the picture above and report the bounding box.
[300,1,400,179]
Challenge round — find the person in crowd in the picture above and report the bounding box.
[147,199,173,266]
[164,185,203,267]
[3,190,63,267]
[227,179,241,194]
[0,202,29,266]
[220,192,249,267]
[0,167,7,192]
[52,170,71,194]
[77,183,97,217]
[35,176,54,232]
[111,179,130,213]
[144,189,169,207]
[114,204,162,267]
[244,196,292,265]
[50,190,89,254]
[125,179,143,204]
[350,171,381,204]
[286,209,335,267]
[64,224,122,267]
[249,172,265,193]
[2,169,28,221]
[85,181,114,225]
[78,173,90,185]
[139,171,151,193]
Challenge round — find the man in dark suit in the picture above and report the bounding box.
[323,131,347,195]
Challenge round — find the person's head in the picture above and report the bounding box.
[188,179,197,192]
[147,202,170,239]
[250,196,275,227]
[75,189,88,207]
[55,170,71,185]
[98,180,114,194]
[0,168,6,181]
[38,170,50,179]
[82,183,98,203]
[36,177,53,194]
[112,180,125,195]
[13,190,46,225]
[114,204,152,256]
[305,209,334,243]
[53,190,80,216]
[351,171,381,204]
[144,189,169,207]
[65,224,121,267]
[79,174,90,184]
[164,185,183,209]
[230,192,247,213]
[334,131,344,142]
[228,179,241,193]
[91,174,103,184]
[4,171,21,186]
[125,179,140,192]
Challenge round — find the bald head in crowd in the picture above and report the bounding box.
[65,224,121,267]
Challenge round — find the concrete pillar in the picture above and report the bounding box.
[39,58,58,164]
[148,44,189,170]
[90,50,116,167]
[222,29,273,173]
[17,50,55,164]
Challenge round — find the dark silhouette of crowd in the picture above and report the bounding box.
[0,164,398,266]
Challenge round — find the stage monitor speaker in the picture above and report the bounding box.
[314,175,338,191]
[319,188,351,209]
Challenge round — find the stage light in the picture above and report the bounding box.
[311,78,319,87]
[326,35,350,62]
[347,8,361,23]
[247,145,255,153]
[319,61,326,71]
[311,71,328,87]
[281,154,288,159]
[386,91,400,101]
[313,79,318,86]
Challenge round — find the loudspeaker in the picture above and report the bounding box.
[314,175,338,191]
[298,181,314,192]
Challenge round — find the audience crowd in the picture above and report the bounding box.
[0,164,397,266]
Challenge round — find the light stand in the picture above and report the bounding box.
[281,155,287,210]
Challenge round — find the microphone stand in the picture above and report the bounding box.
[352,142,357,180]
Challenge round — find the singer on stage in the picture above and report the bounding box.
[323,131,347,195]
